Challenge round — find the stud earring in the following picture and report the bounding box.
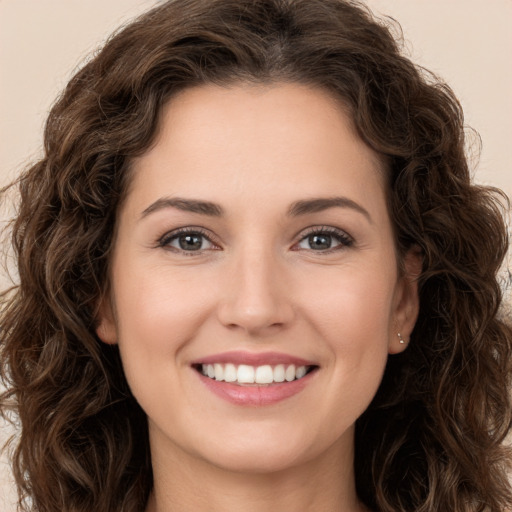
[398,332,405,344]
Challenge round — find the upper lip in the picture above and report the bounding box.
[191,351,317,367]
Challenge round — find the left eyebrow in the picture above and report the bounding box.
[140,197,225,219]
[287,196,373,224]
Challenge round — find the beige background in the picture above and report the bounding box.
[1,1,511,509]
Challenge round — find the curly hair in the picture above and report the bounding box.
[1,0,511,510]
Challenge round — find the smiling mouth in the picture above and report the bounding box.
[193,363,318,386]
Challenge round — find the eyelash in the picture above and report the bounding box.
[296,226,354,253]
[157,226,354,256]
[157,227,219,256]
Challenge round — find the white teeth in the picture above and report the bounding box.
[273,364,285,382]
[255,365,273,384]
[200,363,311,384]
[214,363,224,381]
[285,365,296,382]
[224,363,237,382]
[237,365,255,383]
[295,366,307,379]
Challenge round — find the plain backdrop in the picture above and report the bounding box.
[1,1,511,509]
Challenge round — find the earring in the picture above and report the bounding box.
[398,332,405,344]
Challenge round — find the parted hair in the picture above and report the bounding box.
[1,0,511,510]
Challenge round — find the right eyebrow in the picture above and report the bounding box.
[287,196,373,224]
[140,197,224,219]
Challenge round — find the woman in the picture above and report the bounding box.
[1,0,511,510]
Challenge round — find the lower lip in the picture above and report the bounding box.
[196,370,317,406]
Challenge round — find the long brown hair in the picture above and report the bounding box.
[1,1,511,510]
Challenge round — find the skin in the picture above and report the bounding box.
[97,82,420,512]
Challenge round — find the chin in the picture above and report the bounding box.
[189,422,345,475]
[207,444,311,475]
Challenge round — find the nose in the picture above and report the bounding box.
[216,246,295,336]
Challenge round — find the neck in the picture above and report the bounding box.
[145,426,365,512]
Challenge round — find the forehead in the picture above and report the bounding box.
[126,82,387,216]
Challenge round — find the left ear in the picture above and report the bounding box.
[389,245,422,354]
[95,293,118,345]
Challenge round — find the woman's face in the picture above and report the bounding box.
[97,83,419,474]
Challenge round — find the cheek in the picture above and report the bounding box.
[297,261,396,343]
[112,265,214,379]
[296,263,395,398]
